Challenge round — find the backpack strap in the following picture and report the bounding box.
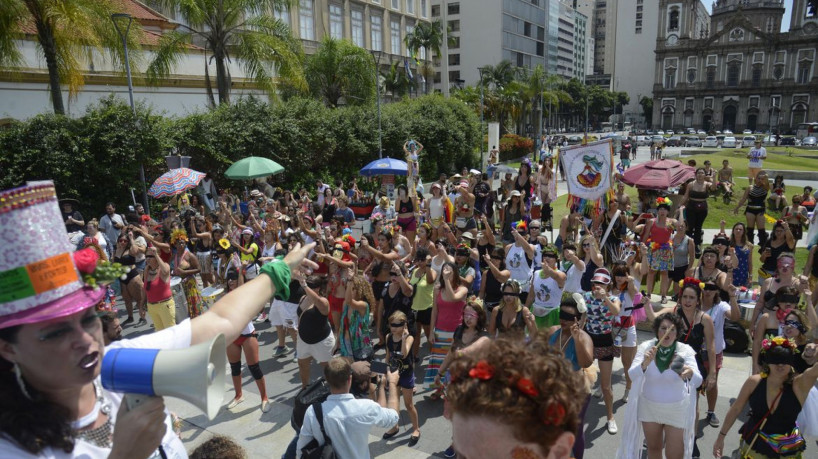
[315,402,332,446]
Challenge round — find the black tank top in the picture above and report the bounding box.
[297,301,332,344]
[477,242,492,270]
[386,334,413,375]
[580,259,599,292]
[398,198,414,214]
[747,186,768,208]
[484,270,503,306]
[514,175,531,201]
[761,241,795,273]
[741,378,802,457]
[495,307,526,335]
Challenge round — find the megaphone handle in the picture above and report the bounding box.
[121,394,170,459]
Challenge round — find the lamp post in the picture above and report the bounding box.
[112,13,149,217]
[371,50,383,158]
[478,66,487,167]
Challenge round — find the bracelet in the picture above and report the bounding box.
[718,431,727,436]
[260,258,292,300]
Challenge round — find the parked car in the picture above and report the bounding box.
[657,130,665,135]
[651,135,665,144]
[686,128,696,134]
[722,136,738,148]
[743,129,753,135]
[636,135,651,146]
[780,137,798,146]
[762,135,776,145]
[567,135,583,145]
[802,136,817,147]
[703,136,719,148]
[666,130,675,135]
[697,130,707,135]
[665,136,683,147]
[723,129,733,135]
[742,136,757,147]
[685,136,703,147]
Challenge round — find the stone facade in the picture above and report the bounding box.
[652,0,818,134]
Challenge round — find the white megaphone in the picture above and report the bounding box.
[101,334,226,420]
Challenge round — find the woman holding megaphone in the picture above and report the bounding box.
[0,182,317,459]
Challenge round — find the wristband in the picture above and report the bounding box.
[260,258,292,300]
[718,432,727,436]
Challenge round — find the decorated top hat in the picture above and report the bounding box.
[0,181,105,329]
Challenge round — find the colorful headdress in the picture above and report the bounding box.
[760,336,800,374]
[341,233,356,247]
[679,277,705,289]
[656,197,672,209]
[511,220,527,232]
[170,229,189,244]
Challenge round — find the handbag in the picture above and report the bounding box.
[300,402,337,459]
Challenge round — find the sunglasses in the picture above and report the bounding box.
[503,292,517,297]
[491,257,502,260]
[390,272,401,276]
[145,255,156,259]
[390,322,406,328]
[529,226,541,230]
[582,243,591,248]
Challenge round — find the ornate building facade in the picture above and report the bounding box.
[652,0,818,133]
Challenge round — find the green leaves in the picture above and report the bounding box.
[304,37,375,107]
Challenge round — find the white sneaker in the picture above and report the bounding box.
[227,396,245,409]
[607,419,618,435]
[593,385,602,398]
[622,389,630,403]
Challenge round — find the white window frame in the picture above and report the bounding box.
[406,0,414,15]
[725,54,743,85]
[299,0,315,41]
[390,18,402,55]
[771,95,781,108]
[329,3,344,39]
[351,9,364,47]
[796,49,815,84]
[749,96,760,108]
[406,22,415,57]
[753,52,764,64]
[392,0,399,10]
[371,14,383,52]
[420,0,428,18]
[706,54,717,67]
[774,50,786,64]
[687,56,697,69]
[664,58,678,89]
[274,5,290,27]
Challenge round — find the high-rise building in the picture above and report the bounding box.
[591,0,618,77]
[651,0,818,132]
[573,6,590,80]
[431,0,553,91]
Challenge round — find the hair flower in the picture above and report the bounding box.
[468,360,495,380]
[516,377,539,398]
[73,248,100,275]
[544,402,566,426]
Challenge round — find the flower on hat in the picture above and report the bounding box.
[656,197,672,207]
[679,277,705,289]
[218,238,231,250]
[73,248,99,275]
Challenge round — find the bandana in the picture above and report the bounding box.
[655,341,677,373]
[784,320,807,334]
[776,307,793,323]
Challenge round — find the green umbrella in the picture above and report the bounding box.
[224,156,284,180]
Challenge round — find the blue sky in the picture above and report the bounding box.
[704,0,794,32]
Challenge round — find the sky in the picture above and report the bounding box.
[704,0,794,32]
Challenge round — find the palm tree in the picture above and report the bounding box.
[0,0,139,114]
[147,0,305,106]
[305,37,375,107]
[404,20,452,94]
[481,60,518,91]
[382,61,412,101]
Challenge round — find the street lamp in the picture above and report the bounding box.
[478,66,488,168]
[370,50,383,158]
[112,13,149,216]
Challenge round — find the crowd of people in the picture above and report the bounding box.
[5,136,818,459]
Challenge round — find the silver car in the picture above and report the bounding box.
[742,136,757,147]
[802,136,817,147]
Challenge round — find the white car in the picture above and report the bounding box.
[657,130,665,135]
[723,129,733,135]
[636,135,651,146]
[722,136,738,148]
[703,136,719,148]
[742,136,757,147]
[743,129,753,135]
[666,130,675,135]
[697,130,706,135]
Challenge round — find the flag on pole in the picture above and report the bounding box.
[404,59,414,81]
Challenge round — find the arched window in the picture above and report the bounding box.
[669,8,680,32]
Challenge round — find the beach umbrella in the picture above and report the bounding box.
[148,168,206,198]
[620,159,695,190]
[359,157,408,176]
[225,156,284,180]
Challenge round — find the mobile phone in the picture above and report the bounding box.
[370,360,388,374]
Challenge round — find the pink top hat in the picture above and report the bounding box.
[0,182,104,329]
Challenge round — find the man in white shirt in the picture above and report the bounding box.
[297,358,399,459]
[316,180,330,207]
[99,202,125,243]
[747,139,767,185]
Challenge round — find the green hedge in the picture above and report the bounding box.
[0,94,479,217]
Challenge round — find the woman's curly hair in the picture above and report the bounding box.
[351,274,376,307]
[446,334,583,453]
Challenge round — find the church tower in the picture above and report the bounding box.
[658,1,710,45]
[790,0,818,33]
[710,0,785,35]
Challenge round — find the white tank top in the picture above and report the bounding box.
[562,262,583,293]
[531,272,563,316]
[430,197,444,219]
[505,245,533,292]
[431,256,445,274]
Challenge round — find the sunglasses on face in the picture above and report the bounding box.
[582,243,591,248]
[491,257,502,261]
[390,322,406,328]
[503,292,517,297]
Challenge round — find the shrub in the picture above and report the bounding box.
[498,134,534,162]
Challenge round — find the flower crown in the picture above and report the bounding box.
[467,295,484,307]
[656,197,672,207]
[341,233,356,247]
[679,277,705,289]
[761,336,800,354]
[170,229,188,244]
[455,360,566,426]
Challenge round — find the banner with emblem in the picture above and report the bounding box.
[559,139,615,213]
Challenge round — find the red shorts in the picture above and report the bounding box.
[703,352,723,373]
[328,295,344,315]
[233,333,257,347]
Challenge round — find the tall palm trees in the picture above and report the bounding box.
[147,0,305,106]
[0,0,139,114]
[404,20,453,94]
[305,37,376,107]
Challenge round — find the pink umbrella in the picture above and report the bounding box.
[620,159,696,190]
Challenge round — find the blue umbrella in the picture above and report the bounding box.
[359,157,408,176]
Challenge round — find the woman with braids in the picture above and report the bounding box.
[646,278,716,457]
[546,293,594,459]
[733,171,771,247]
[0,182,317,459]
[617,314,702,459]
[337,274,375,362]
[425,262,468,399]
[445,334,585,458]
[713,337,818,459]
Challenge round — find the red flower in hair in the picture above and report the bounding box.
[73,248,99,275]
[544,402,566,425]
[516,377,539,397]
[468,360,495,380]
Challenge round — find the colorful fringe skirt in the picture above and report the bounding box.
[424,328,455,388]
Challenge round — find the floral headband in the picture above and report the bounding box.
[467,295,484,307]
[170,229,189,244]
[455,360,566,426]
[761,336,799,354]
[656,197,672,207]
[679,277,705,289]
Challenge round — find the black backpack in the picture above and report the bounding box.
[300,402,337,459]
[291,378,331,430]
